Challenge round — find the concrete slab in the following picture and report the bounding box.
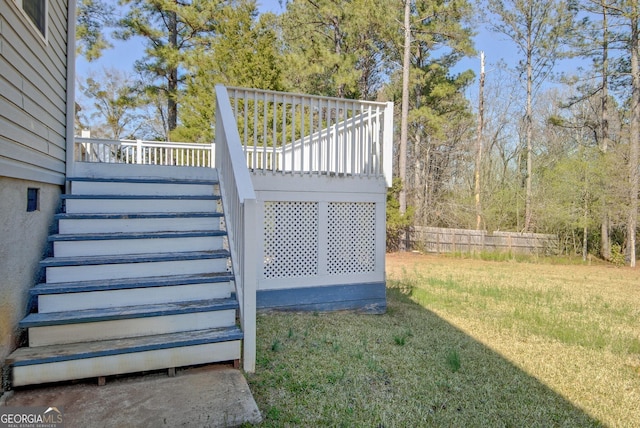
[1,365,262,427]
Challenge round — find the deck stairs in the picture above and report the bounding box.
[6,166,243,387]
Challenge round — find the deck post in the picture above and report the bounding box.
[383,102,394,187]
[136,140,143,164]
[242,198,257,373]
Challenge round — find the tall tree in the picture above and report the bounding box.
[628,0,640,267]
[475,52,485,230]
[599,1,612,260]
[176,2,284,143]
[566,0,617,259]
[485,0,576,231]
[467,63,523,231]
[399,0,411,250]
[389,0,475,229]
[582,0,640,265]
[116,0,223,136]
[280,0,390,99]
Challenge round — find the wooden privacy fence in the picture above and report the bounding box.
[411,227,558,255]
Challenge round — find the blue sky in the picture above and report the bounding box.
[76,0,284,78]
[75,0,516,82]
[76,0,578,106]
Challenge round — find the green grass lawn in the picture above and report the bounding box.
[246,253,640,427]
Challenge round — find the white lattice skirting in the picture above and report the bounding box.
[263,201,376,279]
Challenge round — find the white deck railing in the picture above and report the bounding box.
[215,85,258,373]
[226,86,394,186]
[75,137,214,167]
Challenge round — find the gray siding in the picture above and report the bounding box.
[0,0,69,185]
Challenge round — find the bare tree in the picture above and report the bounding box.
[77,67,143,139]
[485,0,576,231]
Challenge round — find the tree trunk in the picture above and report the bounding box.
[399,0,411,251]
[600,1,611,260]
[475,52,485,230]
[167,9,178,135]
[413,133,422,221]
[524,39,533,232]
[627,3,639,267]
[583,167,589,262]
[333,18,345,98]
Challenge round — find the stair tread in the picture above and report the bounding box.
[20,298,239,328]
[40,250,230,267]
[55,212,223,220]
[49,230,226,241]
[8,326,243,366]
[68,177,218,185]
[31,272,234,296]
[62,194,220,200]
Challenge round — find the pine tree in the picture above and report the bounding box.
[175,1,284,143]
[115,0,223,135]
[76,0,114,61]
[391,0,475,229]
[280,0,390,99]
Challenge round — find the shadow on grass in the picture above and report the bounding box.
[247,286,603,427]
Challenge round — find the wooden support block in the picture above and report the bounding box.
[233,359,240,369]
[98,376,106,386]
[168,367,176,377]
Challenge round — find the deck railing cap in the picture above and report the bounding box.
[225,85,392,108]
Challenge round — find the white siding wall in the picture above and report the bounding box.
[0,0,69,185]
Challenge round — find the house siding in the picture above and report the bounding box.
[0,0,68,185]
[0,0,69,387]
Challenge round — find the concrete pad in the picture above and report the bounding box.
[1,365,262,427]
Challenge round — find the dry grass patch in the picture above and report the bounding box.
[387,253,640,427]
[244,253,640,426]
